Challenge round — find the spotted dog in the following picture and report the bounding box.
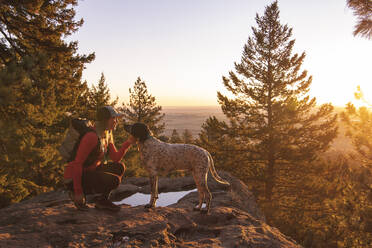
[124,123,230,213]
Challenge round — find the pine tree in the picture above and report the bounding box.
[347,0,372,39]
[170,129,182,143]
[197,116,265,194]
[212,1,338,201]
[73,80,93,120]
[114,77,165,177]
[182,129,194,144]
[0,1,94,206]
[121,77,165,136]
[87,72,119,120]
[341,103,372,166]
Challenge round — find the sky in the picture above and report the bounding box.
[69,0,371,107]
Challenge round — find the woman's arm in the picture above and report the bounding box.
[108,140,132,162]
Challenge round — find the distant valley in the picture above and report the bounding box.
[161,106,355,155]
[162,106,226,137]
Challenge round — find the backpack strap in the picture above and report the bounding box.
[68,129,102,168]
[83,132,101,167]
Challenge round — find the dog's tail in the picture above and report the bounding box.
[207,152,230,186]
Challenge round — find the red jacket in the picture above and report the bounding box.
[64,131,131,195]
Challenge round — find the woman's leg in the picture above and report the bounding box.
[82,170,121,196]
[82,170,121,211]
[97,162,125,178]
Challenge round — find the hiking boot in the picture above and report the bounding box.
[68,191,89,211]
[94,197,120,212]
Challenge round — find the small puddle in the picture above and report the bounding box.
[114,189,197,207]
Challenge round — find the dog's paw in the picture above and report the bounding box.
[200,208,210,215]
[193,206,201,211]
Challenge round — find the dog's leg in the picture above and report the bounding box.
[145,175,158,209]
[152,175,159,206]
[192,171,204,212]
[200,175,212,214]
[193,168,212,214]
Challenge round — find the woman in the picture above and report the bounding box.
[64,106,136,211]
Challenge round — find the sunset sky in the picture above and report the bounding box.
[70,0,371,107]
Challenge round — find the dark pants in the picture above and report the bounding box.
[66,162,125,199]
[83,162,125,198]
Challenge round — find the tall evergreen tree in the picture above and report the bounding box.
[114,77,165,177]
[86,72,118,120]
[204,1,338,201]
[197,117,257,181]
[347,0,372,39]
[73,80,93,119]
[0,0,94,206]
[121,77,165,136]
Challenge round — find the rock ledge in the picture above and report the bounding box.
[0,172,301,247]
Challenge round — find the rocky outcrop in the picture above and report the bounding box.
[0,172,301,247]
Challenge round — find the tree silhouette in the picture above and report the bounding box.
[182,129,194,144]
[203,1,338,201]
[170,129,182,143]
[121,77,165,136]
[0,0,94,207]
[87,72,118,120]
[347,0,372,39]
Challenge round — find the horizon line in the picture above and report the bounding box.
[159,105,351,108]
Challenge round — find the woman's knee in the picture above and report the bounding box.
[112,162,125,177]
[102,174,121,192]
[111,175,121,189]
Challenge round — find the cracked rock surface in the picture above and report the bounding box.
[0,172,301,247]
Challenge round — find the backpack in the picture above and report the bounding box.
[58,118,101,167]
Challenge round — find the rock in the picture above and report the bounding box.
[111,184,140,201]
[0,172,301,247]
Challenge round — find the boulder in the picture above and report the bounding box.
[0,172,301,247]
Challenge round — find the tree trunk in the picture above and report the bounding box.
[265,50,275,201]
[265,156,275,201]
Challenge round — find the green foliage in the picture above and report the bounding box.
[0,0,94,207]
[341,103,372,165]
[182,129,194,144]
[195,2,367,246]
[170,129,182,143]
[266,157,372,247]
[197,116,266,194]
[120,77,165,136]
[199,1,337,201]
[0,173,48,208]
[85,72,119,120]
[347,0,372,39]
[198,116,372,246]
[114,77,165,177]
[169,129,195,144]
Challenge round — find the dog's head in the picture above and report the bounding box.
[124,123,152,142]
